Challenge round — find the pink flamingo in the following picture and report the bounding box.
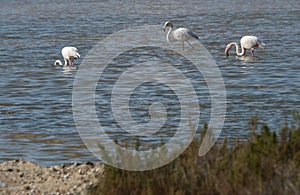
[225,36,265,57]
[54,47,80,66]
[163,21,200,50]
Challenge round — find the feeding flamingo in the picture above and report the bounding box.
[163,21,200,50]
[54,46,80,66]
[225,36,265,57]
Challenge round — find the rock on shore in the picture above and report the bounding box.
[0,159,104,194]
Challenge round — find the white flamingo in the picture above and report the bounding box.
[163,21,200,50]
[225,36,265,57]
[54,46,80,66]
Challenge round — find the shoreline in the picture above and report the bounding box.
[0,159,104,194]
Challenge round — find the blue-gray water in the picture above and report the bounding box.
[0,0,299,166]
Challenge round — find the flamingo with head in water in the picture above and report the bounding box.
[163,21,200,50]
[54,46,80,66]
[225,36,265,57]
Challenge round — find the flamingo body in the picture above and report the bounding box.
[225,36,265,57]
[62,46,80,66]
[163,21,199,50]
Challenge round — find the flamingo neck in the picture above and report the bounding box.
[166,27,176,42]
[54,60,63,66]
[232,42,245,56]
[64,58,68,66]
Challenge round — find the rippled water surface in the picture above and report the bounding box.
[0,0,299,166]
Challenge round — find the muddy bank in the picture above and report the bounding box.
[0,159,104,194]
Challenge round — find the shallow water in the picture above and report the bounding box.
[0,1,299,166]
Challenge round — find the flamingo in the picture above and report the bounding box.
[54,46,80,66]
[163,21,200,50]
[225,36,265,57]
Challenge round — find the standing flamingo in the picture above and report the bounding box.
[54,46,80,66]
[225,36,265,57]
[163,21,200,50]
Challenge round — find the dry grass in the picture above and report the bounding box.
[88,111,300,195]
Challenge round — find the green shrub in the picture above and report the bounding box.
[88,113,300,195]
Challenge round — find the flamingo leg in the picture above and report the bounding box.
[182,41,185,50]
[250,49,254,56]
[186,41,194,48]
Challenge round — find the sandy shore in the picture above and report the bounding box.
[0,159,104,195]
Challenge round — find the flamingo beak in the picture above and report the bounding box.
[163,24,167,32]
[225,46,230,57]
